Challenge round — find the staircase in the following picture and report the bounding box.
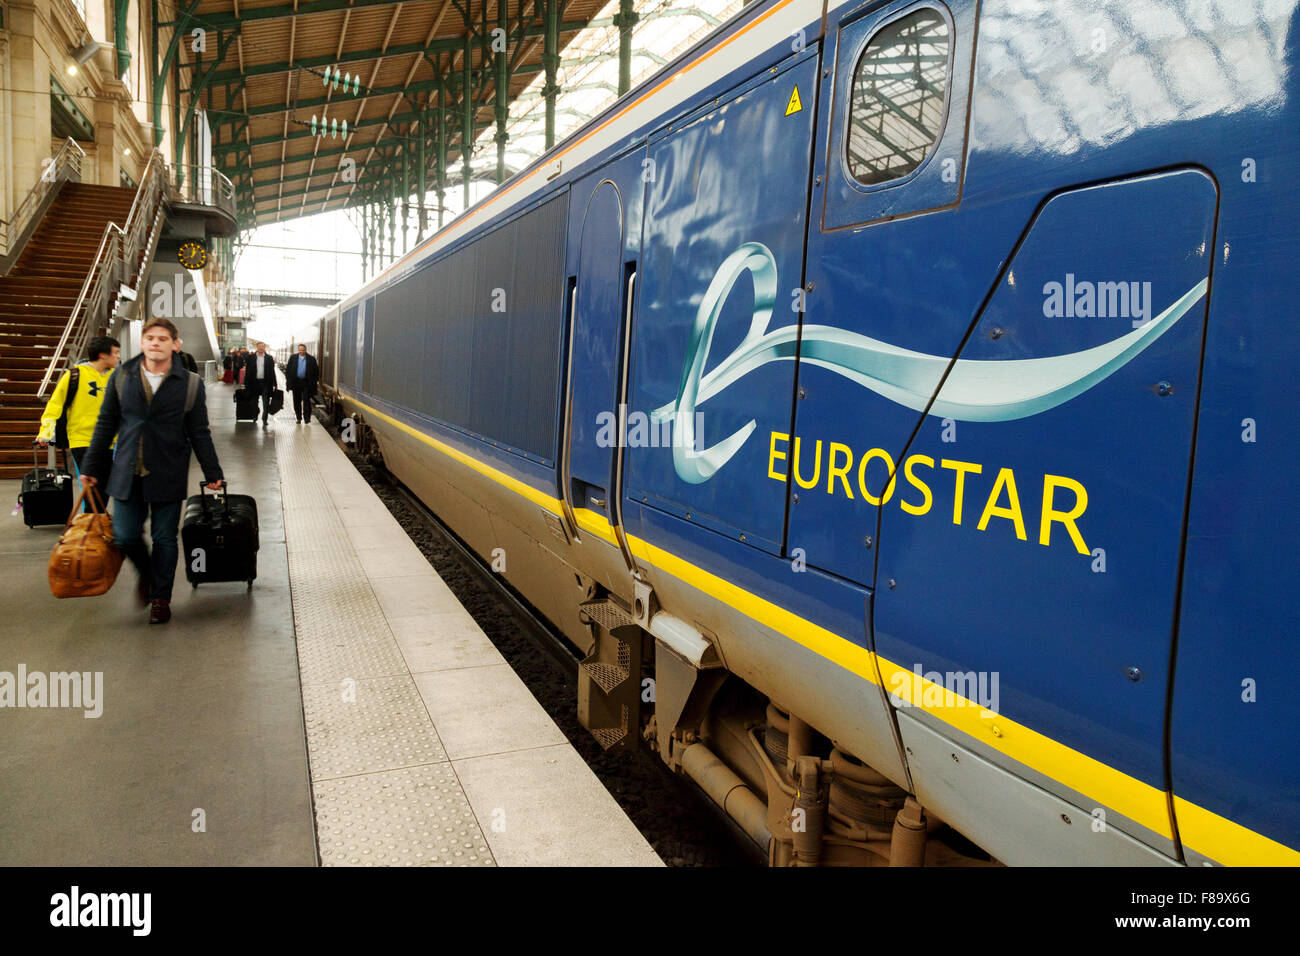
[0,183,137,479]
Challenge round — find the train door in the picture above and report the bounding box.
[786,0,979,586]
[623,50,821,556]
[562,152,645,564]
[357,297,375,394]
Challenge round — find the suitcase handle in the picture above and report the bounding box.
[198,480,230,519]
[31,442,68,478]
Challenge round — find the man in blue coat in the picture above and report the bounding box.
[82,317,225,624]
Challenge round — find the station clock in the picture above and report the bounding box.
[177,240,208,270]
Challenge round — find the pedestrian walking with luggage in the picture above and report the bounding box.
[244,341,278,428]
[36,336,120,474]
[284,344,319,424]
[80,318,224,625]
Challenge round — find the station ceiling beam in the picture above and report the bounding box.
[163,0,413,30]
[190,21,588,85]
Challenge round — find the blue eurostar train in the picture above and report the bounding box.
[296,0,1300,866]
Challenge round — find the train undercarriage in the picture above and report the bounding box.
[329,397,999,867]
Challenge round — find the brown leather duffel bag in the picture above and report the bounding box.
[48,486,123,599]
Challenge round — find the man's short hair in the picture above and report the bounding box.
[142,317,179,339]
[87,336,120,361]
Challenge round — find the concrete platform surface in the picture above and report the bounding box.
[0,373,313,865]
[278,409,662,867]
[0,370,662,867]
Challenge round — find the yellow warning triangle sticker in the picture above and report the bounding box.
[786,86,803,116]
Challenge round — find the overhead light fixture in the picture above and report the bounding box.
[72,39,100,66]
[66,64,78,76]
[123,147,131,157]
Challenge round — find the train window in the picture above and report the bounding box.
[845,7,951,186]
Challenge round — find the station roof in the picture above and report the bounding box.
[177,0,612,230]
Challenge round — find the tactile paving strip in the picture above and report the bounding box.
[286,550,409,684]
[276,428,496,866]
[313,764,494,866]
[300,675,449,778]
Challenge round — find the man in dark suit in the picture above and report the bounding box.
[81,317,223,624]
[284,344,320,424]
[244,341,278,427]
[173,336,199,373]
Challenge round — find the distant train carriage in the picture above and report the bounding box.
[302,0,1300,867]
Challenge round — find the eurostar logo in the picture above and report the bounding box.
[652,242,1208,485]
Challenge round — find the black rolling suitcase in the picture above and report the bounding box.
[233,386,259,421]
[17,445,74,528]
[181,482,259,590]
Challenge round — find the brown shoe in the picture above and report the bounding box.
[149,599,171,625]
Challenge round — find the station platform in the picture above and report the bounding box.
[0,369,661,867]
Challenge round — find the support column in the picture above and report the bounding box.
[494,0,509,185]
[436,82,448,229]
[387,180,396,262]
[401,134,410,254]
[461,36,473,211]
[543,0,560,150]
[417,110,427,241]
[614,0,640,97]
[360,204,369,279]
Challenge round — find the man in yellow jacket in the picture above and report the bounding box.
[37,336,121,473]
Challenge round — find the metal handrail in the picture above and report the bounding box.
[0,138,85,257]
[169,163,237,221]
[38,148,169,397]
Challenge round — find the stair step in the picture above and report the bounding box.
[0,292,83,302]
[0,358,61,370]
[0,280,85,293]
[0,330,67,340]
[578,598,639,631]
[580,660,631,694]
[0,329,65,340]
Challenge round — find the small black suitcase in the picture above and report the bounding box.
[181,482,259,589]
[18,446,74,528]
[268,387,284,415]
[233,387,259,421]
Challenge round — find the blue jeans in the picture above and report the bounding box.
[112,476,183,601]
